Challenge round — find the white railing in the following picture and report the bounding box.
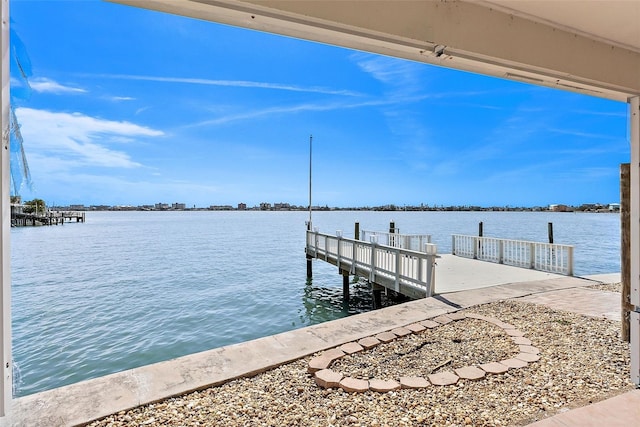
[306,230,437,297]
[360,230,431,251]
[451,234,574,275]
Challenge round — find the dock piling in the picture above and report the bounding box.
[372,284,383,309]
[306,221,313,279]
[342,270,350,302]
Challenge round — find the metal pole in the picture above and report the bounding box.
[0,0,11,414]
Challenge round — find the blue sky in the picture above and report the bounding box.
[10,0,630,208]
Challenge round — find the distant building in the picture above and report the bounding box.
[549,204,569,212]
[155,203,170,210]
[274,202,291,210]
[69,204,86,211]
[260,202,272,211]
[578,203,604,211]
[237,203,247,210]
[609,203,621,212]
[172,203,186,210]
[90,205,111,211]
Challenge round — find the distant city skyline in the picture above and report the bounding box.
[10,1,630,208]
[46,200,618,213]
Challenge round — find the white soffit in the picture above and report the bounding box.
[107,0,640,101]
[482,0,640,54]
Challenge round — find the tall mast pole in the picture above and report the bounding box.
[308,134,312,227]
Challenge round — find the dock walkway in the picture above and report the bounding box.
[306,229,572,300]
[0,266,631,426]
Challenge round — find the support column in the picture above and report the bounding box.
[0,0,11,415]
[621,163,631,342]
[342,270,349,302]
[372,287,382,309]
[629,96,640,386]
[389,221,395,247]
[306,221,312,279]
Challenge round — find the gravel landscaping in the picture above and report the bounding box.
[89,299,633,427]
[589,282,622,293]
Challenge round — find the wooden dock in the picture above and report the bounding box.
[305,228,437,300]
[11,211,86,227]
[306,223,574,302]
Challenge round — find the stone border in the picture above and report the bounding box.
[308,311,540,393]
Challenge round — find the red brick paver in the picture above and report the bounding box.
[391,327,412,337]
[357,336,381,349]
[455,366,486,380]
[428,371,459,386]
[315,369,343,388]
[400,376,430,389]
[405,323,426,333]
[500,358,528,369]
[339,377,369,393]
[516,352,541,362]
[479,362,509,374]
[375,331,397,343]
[369,379,401,392]
[420,319,440,328]
[340,342,364,354]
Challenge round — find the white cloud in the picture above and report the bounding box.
[15,108,163,169]
[108,96,136,102]
[30,78,87,94]
[86,73,363,97]
[354,54,419,86]
[184,98,390,128]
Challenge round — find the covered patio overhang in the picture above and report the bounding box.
[1,0,639,416]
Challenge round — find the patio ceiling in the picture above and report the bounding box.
[107,0,640,101]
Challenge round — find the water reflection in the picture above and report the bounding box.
[299,276,410,325]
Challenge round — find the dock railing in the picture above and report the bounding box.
[360,230,432,252]
[306,229,437,298]
[451,234,574,275]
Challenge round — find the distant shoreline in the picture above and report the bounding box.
[49,204,620,214]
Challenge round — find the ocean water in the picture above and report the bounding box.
[10,210,620,396]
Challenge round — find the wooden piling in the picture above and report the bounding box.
[342,270,350,302]
[548,222,554,244]
[621,163,631,342]
[372,287,382,309]
[306,221,313,279]
[389,221,396,246]
[354,222,360,240]
[478,221,483,237]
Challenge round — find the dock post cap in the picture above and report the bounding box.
[424,243,437,255]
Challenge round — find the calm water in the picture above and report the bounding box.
[11,210,619,396]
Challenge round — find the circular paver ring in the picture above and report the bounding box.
[308,311,540,393]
